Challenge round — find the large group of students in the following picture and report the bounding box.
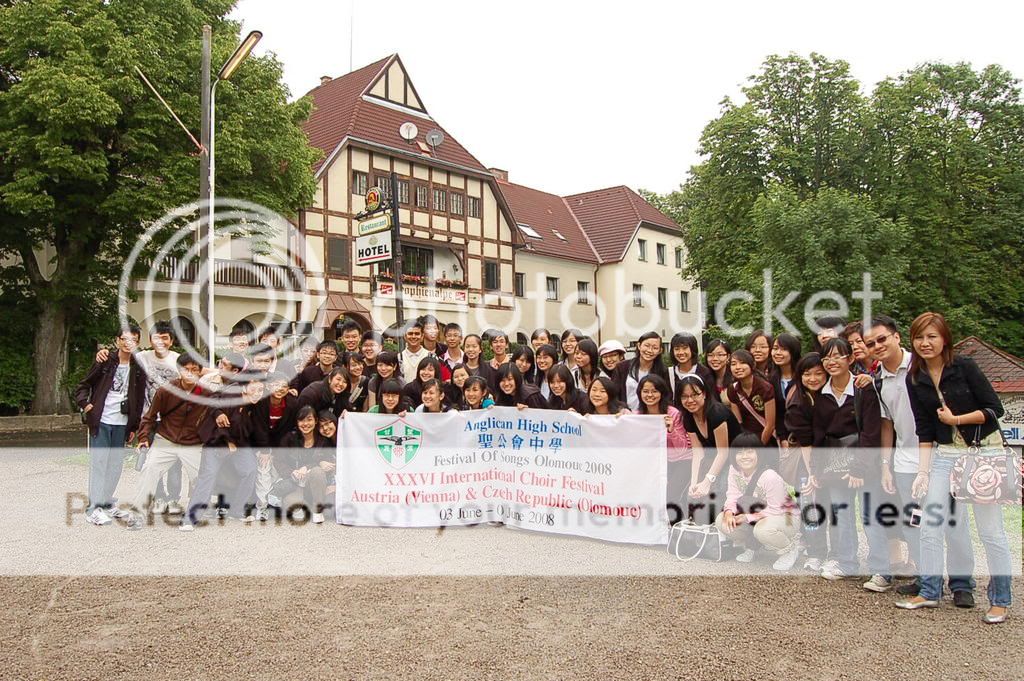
[75,311,1013,623]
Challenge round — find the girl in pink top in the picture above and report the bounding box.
[716,433,801,570]
[635,374,692,524]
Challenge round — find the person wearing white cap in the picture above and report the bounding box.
[598,340,626,376]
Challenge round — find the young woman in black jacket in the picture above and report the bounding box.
[274,405,332,524]
[493,364,546,409]
[808,338,887,585]
[897,312,1011,623]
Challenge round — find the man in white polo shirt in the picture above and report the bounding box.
[865,315,975,606]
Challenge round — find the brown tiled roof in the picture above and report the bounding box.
[301,55,487,176]
[954,336,1024,392]
[564,186,680,263]
[496,180,598,264]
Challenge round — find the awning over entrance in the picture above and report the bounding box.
[312,293,372,329]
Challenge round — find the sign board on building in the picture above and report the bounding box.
[365,187,383,213]
[357,213,391,236]
[354,231,393,266]
[1001,393,1024,446]
[376,282,468,305]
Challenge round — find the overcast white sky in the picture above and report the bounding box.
[230,0,1024,197]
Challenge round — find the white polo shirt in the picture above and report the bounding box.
[878,348,920,474]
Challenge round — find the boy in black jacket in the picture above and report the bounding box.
[183,377,268,530]
[74,325,146,525]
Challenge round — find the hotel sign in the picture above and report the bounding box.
[354,232,393,266]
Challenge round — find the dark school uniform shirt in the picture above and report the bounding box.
[810,378,882,478]
[726,376,775,436]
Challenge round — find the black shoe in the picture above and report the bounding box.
[896,582,920,596]
[953,590,976,609]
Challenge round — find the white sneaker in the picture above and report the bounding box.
[290,508,306,521]
[106,505,130,519]
[255,508,269,522]
[166,501,184,515]
[735,548,756,563]
[311,512,325,524]
[242,514,255,523]
[87,508,112,526]
[803,557,823,572]
[820,560,848,580]
[178,521,194,533]
[152,499,168,514]
[773,544,801,571]
[863,575,893,592]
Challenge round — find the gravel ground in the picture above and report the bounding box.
[2,575,1022,680]
[2,441,1022,679]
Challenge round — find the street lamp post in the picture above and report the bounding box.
[199,27,262,365]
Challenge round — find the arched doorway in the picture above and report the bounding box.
[328,313,371,341]
[169,316,197,350]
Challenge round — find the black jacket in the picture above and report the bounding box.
[906,356,1004,445]
[612,358,670,407]
[810,381,882,478]
[74,353,147,438]
[297,380,350,417]
[200,398,269,451]
[274,431,332,477]
[253,393,299,447]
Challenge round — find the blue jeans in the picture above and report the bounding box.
[860,483,894,578]
[89,423,127,511]
[826,482,862,574]
[894,471,974,592]
[969,504,1014,607]
[919,454,994,602]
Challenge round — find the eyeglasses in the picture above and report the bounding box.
[822,354,850,364]
[864,334,891,349]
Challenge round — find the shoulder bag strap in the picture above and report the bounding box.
[733,382,767,428]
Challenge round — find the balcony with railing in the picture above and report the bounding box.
[143,256,305,291]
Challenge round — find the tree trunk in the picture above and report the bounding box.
[30,299,72,415]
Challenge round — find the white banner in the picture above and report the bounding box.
[336,407,668,544]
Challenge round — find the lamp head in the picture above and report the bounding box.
[218,31,262,81]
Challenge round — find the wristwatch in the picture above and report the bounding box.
[706,473,717,483]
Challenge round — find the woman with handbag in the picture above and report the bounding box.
[727,350,777,448]
[715,433,801,570]
[807,338,888,583]
[897,312,1014,623]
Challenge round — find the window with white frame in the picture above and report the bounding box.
[546,277,559,301]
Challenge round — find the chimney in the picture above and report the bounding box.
[488,168,508,182]
[320,75,332,86]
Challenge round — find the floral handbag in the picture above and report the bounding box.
[949,428,1022,505]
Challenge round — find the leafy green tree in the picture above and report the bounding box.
[867,63,1024,351]
[0,0,319,413]
[655,53,1024,354]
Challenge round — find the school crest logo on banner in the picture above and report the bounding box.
[375,421,422,469]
